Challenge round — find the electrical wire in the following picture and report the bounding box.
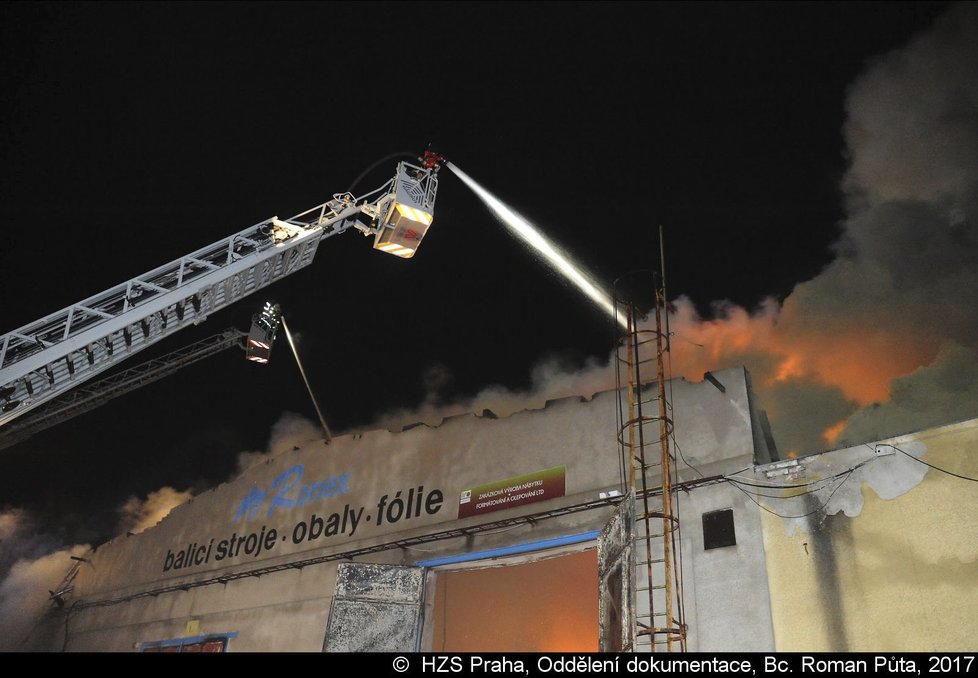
[676,435,790,488]
[401,543,443,553]
[347,151,418,194]
[673,415,874,518]
[722,471,817,488]
[725,459,874,490]
[884,444,978,482]
[714,465,756,477]
[721,469,823,488]
[677,429,881,490]
[672,332,705,348]
[402,518,533,552]
[730,479,852,500]
[667,375,871,491]
[731,468,858,520]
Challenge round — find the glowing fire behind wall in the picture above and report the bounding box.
[431,550,598,651]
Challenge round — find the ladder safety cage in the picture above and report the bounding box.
[613,269,688,653]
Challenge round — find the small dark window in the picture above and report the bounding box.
[702,509,736,550]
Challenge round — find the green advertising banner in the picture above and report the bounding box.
[457,466,566,519]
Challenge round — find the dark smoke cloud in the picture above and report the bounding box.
[839,343,978,447]
[378,4,978,457]
[657,4,978,455]
[786,3,978,448]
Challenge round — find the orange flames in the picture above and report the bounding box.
[664,297,938,407]
[821,419,848,446]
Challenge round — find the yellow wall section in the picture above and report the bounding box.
[761,422,978,651]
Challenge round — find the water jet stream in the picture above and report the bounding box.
[448,162,627,330]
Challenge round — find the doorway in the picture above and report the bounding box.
[429,548,598,651]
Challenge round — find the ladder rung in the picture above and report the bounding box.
[635,584,667,592]
[635,558,666,566]
[636,628,684,637]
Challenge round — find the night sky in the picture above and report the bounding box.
[0,2,963,551]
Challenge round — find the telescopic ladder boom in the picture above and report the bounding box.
[0,158,441,429]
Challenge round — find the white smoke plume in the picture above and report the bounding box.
[376,352,616,431]
[235,411,325,472]
[0,508,64,584]
[1,484,195,650]
[0,507,90,651]
[117,486,194,535]
[0,409,324,650]
[0,411,324,651]
[0,543,91,651]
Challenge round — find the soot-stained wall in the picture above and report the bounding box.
[758,418,978,651]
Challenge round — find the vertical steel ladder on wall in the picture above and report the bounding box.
[614,272,687,652]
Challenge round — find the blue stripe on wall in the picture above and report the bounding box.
[415,531,600,568]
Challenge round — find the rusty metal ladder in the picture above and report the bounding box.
[615,277,687,652]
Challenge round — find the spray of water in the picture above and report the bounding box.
[447,162,627,330]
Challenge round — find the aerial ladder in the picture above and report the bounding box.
[0,328,247,450]
[0,151,445,430]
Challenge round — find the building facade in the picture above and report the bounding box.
[26,366,978,651]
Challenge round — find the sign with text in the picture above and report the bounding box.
[160,463,446,574]
[458,466,566,519]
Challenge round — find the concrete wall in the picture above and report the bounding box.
[69,566,338,651]
[759,418,978,651]
[55,366,777,652]
[641,366,777,652]
[680,482,776,651]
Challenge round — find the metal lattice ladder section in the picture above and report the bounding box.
[0,159,441,430]
[614,272,687,652]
